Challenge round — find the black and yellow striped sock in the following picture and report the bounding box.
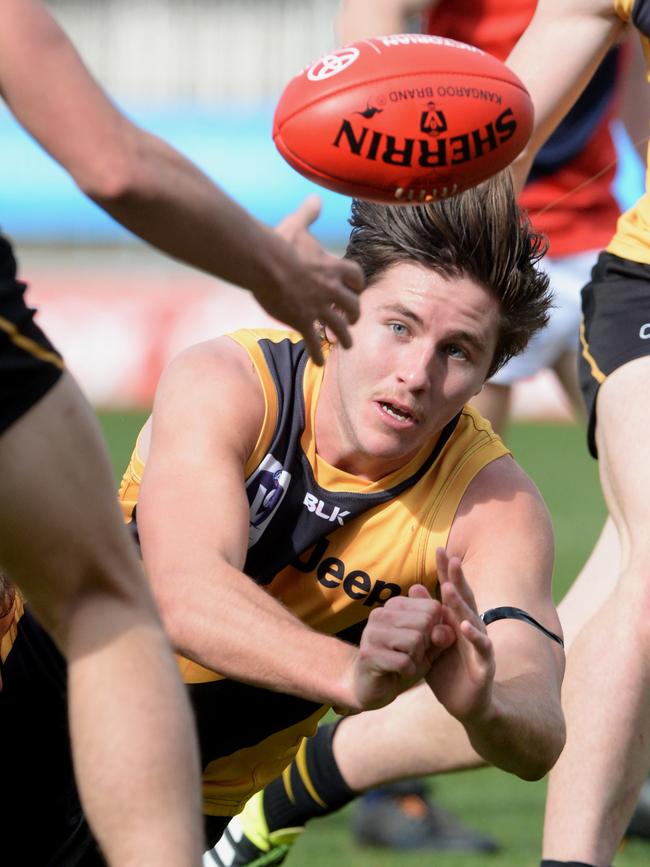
[540,860,599,866]
[263,722,355,831]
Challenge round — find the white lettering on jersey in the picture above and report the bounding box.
[303,492,351,526]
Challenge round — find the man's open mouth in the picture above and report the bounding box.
[379,401,416,423]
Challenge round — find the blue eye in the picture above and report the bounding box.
[447,344,468,360]
[389,322,408,337]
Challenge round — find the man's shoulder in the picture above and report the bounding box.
[465,451,544,503]
[152,334,269,449]
[448,451,553,566]
[457,451,551,534]
[162,329,299,388]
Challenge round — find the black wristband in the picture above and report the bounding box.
[480,606,564,647]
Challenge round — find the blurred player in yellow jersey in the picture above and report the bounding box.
[0,1,363,865]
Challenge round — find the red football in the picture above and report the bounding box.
[273,34,533,204]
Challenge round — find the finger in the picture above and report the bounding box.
[446,556,479,613]
[361,645,421,681]
[408,583,433,601]
[387,627,432,660]
[320,284,361,324]
[439,588,463,633]
[320,306,354,350]
[338,258,365,295]
[459,619,493,658]
[441,580,483,632]
[373,602,443,637]
[431,622,456,650]
[382,593,443,626]
[296,194,322,226]
[300,324,324,366]
[277,194,322,234]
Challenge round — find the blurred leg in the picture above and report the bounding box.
[556,516,618,649]
[0,372,203,866]
[543,357,650,865]
[552,348,586,423]
[471,382,511,435]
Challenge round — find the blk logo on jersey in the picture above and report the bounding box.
[247,454,291,546]
[303,492,351,526]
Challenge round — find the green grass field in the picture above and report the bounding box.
[98,413,648,866]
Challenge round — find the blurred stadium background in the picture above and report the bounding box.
[7,3,649,863]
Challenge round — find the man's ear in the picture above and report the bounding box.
[322,303,347,345]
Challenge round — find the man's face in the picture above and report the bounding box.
[317,260,501,479]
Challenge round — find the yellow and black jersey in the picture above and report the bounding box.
[0,232,64,435]
[119,329,508,816]
[608,0,650,263]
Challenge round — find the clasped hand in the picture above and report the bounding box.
[349,548,495,721]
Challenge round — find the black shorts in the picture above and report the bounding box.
[0,605,105,866]
[0,277,64,437]
[579,251,650,458]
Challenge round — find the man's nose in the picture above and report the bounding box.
[397,347,433,391]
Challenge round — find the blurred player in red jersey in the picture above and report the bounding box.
[0,1,362,865]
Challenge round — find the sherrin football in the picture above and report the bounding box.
[273,34,534,204]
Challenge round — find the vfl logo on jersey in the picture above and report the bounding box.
[247,454,291,547]
[303,492,350,526]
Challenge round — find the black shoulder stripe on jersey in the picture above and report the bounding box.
[298,410,461,513]
[633,0,650,38]
[480,606,564,647]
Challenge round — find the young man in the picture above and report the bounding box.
[0,1,362,864]
[133,173,563,853]
[2,173,564,864]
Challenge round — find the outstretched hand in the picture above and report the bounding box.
[341,584,453,713]
[259,196,364,364]
[425,548,496,723]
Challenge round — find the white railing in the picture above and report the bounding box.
[48,0,340,104]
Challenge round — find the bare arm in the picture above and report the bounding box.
[136,339,446,711]
[506,0,626,190]
[618,30,650,162]
[429,456,565,780]
[0,0,363,363]
[336,0,436,42]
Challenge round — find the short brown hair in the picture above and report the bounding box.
[344,171,551,377]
